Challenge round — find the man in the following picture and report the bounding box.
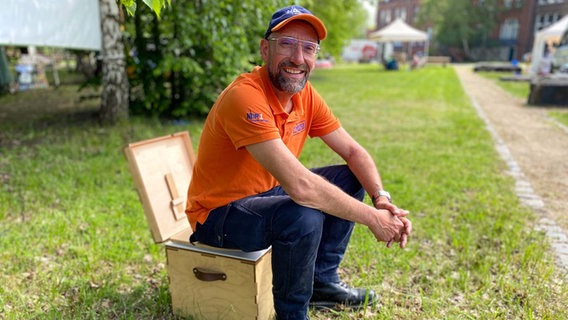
[186,5,412,320]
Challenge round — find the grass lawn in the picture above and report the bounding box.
[1,64,567,319]
[549,110,568,127]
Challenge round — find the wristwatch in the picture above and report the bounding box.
[376,190,391,202]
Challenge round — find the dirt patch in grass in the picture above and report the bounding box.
[0,85,100,127]
[0,85,100,150]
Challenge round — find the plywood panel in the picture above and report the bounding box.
[123,132,195,242]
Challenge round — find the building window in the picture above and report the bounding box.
[394,8,406,21]
[380,10,392,25]
[413,6,420,23]
[539,0,565,4]
[394,8,406,20]
[534,14,562,31]
[506,0,524,7]
[500,19,519,40]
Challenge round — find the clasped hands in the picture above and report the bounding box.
[371,200,412,249]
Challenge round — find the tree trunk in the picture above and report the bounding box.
[99,0,129,124]
[461,38,471,60]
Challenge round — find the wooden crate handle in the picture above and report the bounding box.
[193,268,227,282]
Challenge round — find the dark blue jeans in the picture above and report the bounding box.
[191,165,365,320]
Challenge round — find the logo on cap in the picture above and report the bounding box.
[287,8,302,15]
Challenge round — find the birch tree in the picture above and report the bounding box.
[99,0,129,124]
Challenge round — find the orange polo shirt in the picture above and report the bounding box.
[186,65,340,230]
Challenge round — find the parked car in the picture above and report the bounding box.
[552,27,568,73]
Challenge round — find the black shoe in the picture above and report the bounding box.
[310,281,378,308]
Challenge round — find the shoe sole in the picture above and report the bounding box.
[309,300,374,310]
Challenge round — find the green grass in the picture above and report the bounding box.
[1,64,567,319]
[549,110,568,127]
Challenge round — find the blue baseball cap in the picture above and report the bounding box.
[264,5,327,41]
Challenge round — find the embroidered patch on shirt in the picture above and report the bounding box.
[246,111,269,123]
[292,120,306,135]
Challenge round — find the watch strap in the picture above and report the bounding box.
[372,190,391,203]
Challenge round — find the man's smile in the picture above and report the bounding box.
[283,67,304,74]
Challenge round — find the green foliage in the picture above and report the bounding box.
[301,0,369,57]
[418,0,499,57]
[121,0,171,17]
[121,0,138,15]
[124,0,287,118]
[123,0,368,118]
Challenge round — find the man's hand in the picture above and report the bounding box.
[368,209,412,249]
[373,200,411,248]
[390,216,412,248]
[374,200,409,218]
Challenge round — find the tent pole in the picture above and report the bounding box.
[50,50,60,87]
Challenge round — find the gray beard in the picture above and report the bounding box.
[268,63,308,94]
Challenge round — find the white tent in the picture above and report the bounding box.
[368,18,429,62]
[0,0,101,50]
[369,18,428,43]
[529,15,568,76]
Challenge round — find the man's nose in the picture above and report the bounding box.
[289,44,305,64]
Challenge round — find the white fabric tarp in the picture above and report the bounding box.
[529,15,568,75]
[0,0,102,50]
[368,18,428,42]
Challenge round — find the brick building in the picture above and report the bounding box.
[484,0,537,61]
[535,0,568,32]
[376,0,423,27]
[374,0,568,61]
[374,0,428,60]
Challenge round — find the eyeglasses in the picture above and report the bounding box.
[268,36,321,57]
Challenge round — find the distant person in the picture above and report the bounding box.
[538,43,552,76]
[185,5,412,319]
[511,59,522,75]
[410,53,425,70]
[384,55,399,70]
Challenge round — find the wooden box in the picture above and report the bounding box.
[123,132,274,320]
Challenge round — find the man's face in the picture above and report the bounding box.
[262,21,319,95]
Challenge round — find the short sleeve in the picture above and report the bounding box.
[305,84,341,137]
[217,82,281,150]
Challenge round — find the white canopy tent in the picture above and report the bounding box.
[368,18,429,63]
[0,0,102,50]
[529,15,568,76]
[0,0,102,89]
[369,18,429,43]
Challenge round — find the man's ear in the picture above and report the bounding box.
[260,39,269,62]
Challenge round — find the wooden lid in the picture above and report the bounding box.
[123,131,196,243]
